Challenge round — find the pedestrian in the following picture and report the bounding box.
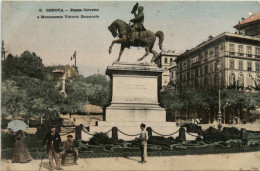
[139,123,148,164]
[43,125,62,170]
[61,135,78,165]
[11,130,32,163]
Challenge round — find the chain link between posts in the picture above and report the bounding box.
[117,129,139,136]
[151,129,179,137]
[185,130,200,138]
[60,129,76,136]
[82,127,112,136]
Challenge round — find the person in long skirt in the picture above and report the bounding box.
[11,130,32,163]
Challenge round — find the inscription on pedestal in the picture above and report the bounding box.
[113,76,158,104]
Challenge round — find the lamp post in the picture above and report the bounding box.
[217,59,222,130]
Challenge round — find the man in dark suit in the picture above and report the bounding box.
[43,125,62,170]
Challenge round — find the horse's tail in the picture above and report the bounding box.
[155,31,164,50]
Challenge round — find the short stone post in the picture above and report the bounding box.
[75,124,83,141]
[112,127,118,141]
[55,123,61,133]
[223,127,230,140]
[240,128,247,142]
[36,126,44,140]
[178,127,186,141]
[146,127,152,137]
[197,126,203,136]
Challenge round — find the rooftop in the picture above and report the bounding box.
[84,104,103,114]
[234,12,260,28]
[177,32,260,60]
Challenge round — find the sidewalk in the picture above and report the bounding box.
[1,152,260,171]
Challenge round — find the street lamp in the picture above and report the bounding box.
[217,60,222,130]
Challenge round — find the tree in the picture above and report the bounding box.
[1,51,45,81]
[1,80,27,118]
[64,74,110,113]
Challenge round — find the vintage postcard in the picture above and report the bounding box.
[1,1,260,171]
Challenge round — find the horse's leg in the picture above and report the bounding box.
[150,48,158,63]
[116,45,125,62]
[109,39,122,54]
[137,46,150,62]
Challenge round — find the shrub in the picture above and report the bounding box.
[88,133,112,145]
[203,127,226,143]
[28,120,40,127]
[148,136,175,146]
[1,119,9,129]
[1,132,15,149]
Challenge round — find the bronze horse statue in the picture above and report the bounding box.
[108,19,164,63]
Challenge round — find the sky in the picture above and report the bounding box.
[1,1,260,76]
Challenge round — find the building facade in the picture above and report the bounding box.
[176,32,260,91]
[154,51,179,89]
[168,65,177,90]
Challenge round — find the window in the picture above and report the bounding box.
[256,62,260,71]
[204,65,208,74]
[230,60,234,69]
[170,58,173,63]
[200,67,203,76]
[215,47,219,57]
[204,51,208,58]
[180,63,182,71]
[191,70,194,78]
[256,47,260,56]
[238,45,243,53]
[239,60,243,70]
[230,43,235,52]
[209,50,214,57]
[195,68,198,76]
[247,46,252,57]
[187,71,190,80]
[238,45,244,57]
[220,44,224,51]
[199,54,203,61]
[164,58,168,64]
[187,59,190,67]
[247,62,252,71]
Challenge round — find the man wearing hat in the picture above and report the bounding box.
[43,125,62,170]
[61,135,78,165]
[139,123,148,164]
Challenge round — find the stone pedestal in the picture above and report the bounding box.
[105,62,166,122]
[83,62,198,141]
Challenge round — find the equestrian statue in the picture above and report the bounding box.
[108,3,164,63]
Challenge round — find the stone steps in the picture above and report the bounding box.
[97,121,177,127]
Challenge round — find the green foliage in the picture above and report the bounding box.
[1,132,15,149]
[65,74,110,113]
[2,51,45,81]
[160,89,260,124]
[1,80,27,118]
[88,133,112,145]
[1,50,110,121]
[203,127,226,143]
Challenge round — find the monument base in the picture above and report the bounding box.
[105,104,166,122]
[82,62,197,141]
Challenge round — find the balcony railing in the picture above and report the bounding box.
[225,51,258,59]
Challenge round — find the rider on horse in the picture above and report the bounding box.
[128,5,146,43]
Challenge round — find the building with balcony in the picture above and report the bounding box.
[176,32,260,91]
[154,51,179,90]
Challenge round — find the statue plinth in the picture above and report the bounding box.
[82,62,197,141]
[104,62,166,122]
